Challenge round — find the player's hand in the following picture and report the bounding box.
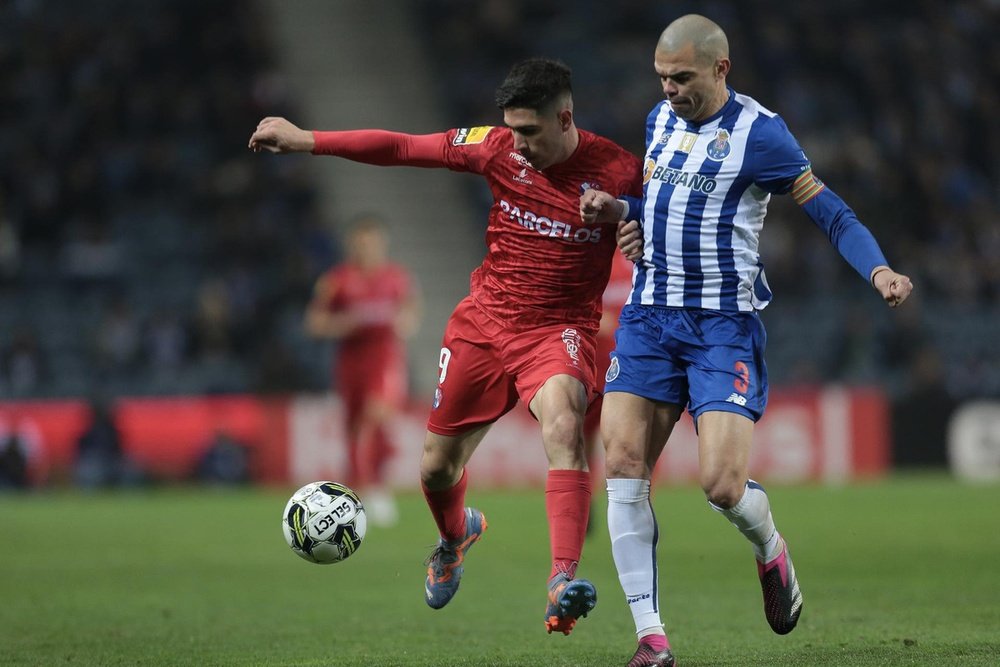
[871,267,913,307]
[617,220,643,261]
[580,189,625,225]
[248,117,315,154]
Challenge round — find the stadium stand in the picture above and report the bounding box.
[0,0,328,397]
[1,0,997,424]
[413,0,1000,404]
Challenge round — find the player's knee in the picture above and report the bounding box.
[603,438,647,478]
[701,472,745,509]
[419,446,461,490]
[420,461,460,490]
[541,409,583,451]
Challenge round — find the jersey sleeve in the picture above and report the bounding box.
[622,153,643,198]
[617,154,644,221]
[800,187,889,281]
[437,126,504,174]
[749,115,812,195]
[311,130,450,167]
[750,115,889,282]
[310,126,504,175]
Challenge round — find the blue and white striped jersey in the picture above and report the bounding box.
[624,88,884,312]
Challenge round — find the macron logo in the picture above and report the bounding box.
[508,151,530,166]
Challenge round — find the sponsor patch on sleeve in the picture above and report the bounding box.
[452,126,493,146]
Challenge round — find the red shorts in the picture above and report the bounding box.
[336,343,406,426]
[584,331,617,436]
[427,297,599,436]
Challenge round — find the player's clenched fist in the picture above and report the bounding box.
[248,117,315,154]
[580,188,626,225]
[871,267,914,308]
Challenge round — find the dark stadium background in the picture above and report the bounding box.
[0,0,997,484]
[1,3,999,667]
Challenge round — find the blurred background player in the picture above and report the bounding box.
[582,248,634,534]
[304,215,421,527]
[581,14,913,667]
[251,58,642,636]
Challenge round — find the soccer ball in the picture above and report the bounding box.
[281,481,367,564]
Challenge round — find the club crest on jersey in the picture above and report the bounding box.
[706,129,732,161]
[452,126,492,146]
[605,356,620,383]
[579,181,602,194]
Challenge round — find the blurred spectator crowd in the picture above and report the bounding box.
[1,0,997,434]
[0,0,336,399]
[415,0,1000,408]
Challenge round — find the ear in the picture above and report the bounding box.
[716,57,731,80]
[558,108,573,131]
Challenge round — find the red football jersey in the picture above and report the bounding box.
[602,250,635,331]
[322,262,412,356]
[439,126,642,327]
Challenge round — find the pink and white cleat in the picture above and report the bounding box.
[626,640,676,667]
[757,535,803,634]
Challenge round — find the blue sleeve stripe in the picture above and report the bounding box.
[801,187,888,280]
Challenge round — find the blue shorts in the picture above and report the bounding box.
[604,305,768,422]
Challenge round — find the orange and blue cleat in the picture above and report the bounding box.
[544,572,597,635]
[424,507,487,609]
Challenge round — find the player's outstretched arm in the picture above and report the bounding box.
[249,117,315,154]
[870,266,914,308]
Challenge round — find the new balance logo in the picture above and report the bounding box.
[726,392,747,406]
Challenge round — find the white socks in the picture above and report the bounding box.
[713,479,782,563]
[607,478,664,637]
[608,477,783,639]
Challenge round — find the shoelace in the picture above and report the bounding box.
[424,544,459,573]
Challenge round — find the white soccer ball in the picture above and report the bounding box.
[281,481,367,564]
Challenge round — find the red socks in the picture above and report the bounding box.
[424,468,592,578]
[422,469,468,542]
[546,469,591,580]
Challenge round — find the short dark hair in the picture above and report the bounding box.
[495,58,572,111]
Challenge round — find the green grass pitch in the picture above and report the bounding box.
[1,475,998,666]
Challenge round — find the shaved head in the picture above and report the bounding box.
[657,14,729,64]
[653,14,732,121]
